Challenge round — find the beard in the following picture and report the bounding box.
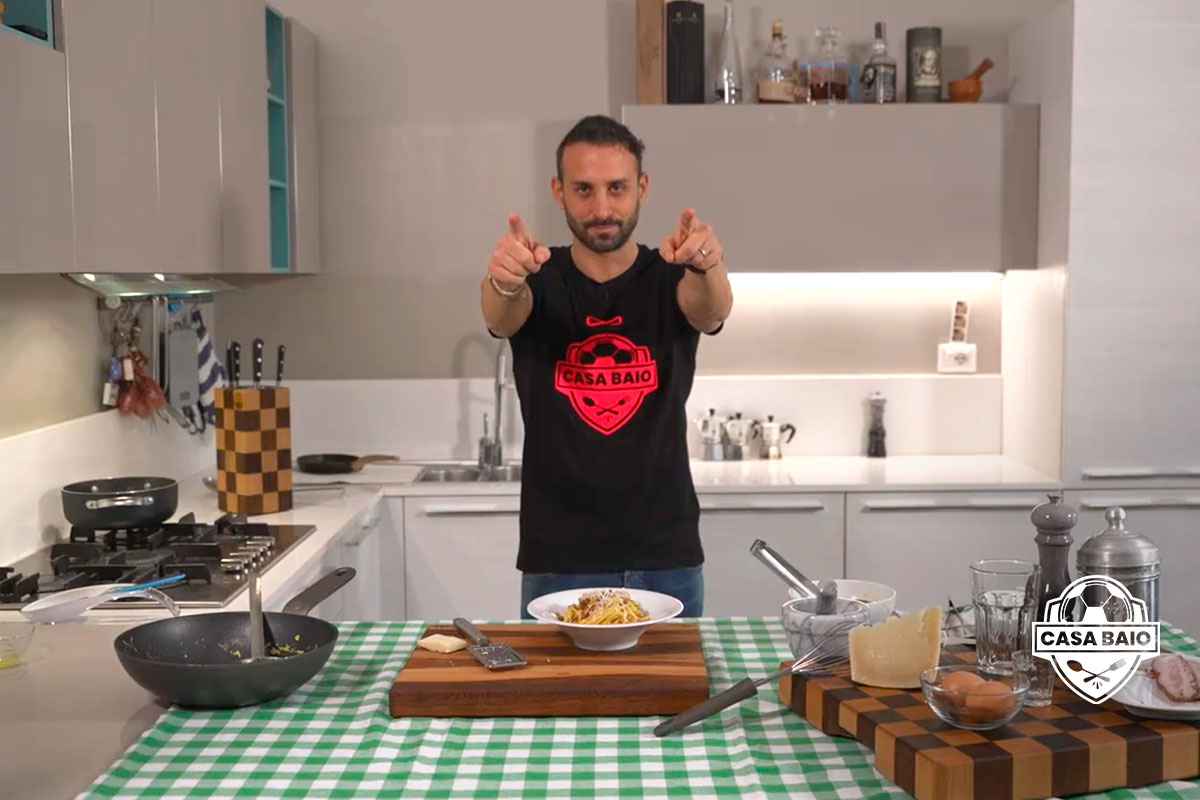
[565,203,640,254]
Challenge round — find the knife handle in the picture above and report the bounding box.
[276,344,286,386]
[252,338,264,387]
[231,341,241,388]
[453,617,490,646]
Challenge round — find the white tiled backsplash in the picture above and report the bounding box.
[286,374,1001,462]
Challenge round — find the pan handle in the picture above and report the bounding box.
[281,567,357,615]
[85,495,156,510]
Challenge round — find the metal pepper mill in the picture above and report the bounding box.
[1031,494,1078,622]
[1076,507,1160,622]
[866,392,887,458]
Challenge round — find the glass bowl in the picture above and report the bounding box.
[0,622,36,669]
[781,596,868,664]
[921,665,1028,730]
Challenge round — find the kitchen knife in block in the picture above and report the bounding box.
[391,624,709,717]
[214,385,293,516]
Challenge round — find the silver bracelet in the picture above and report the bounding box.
[488,275,526,298]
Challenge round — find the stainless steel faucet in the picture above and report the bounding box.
[479,343,512,469]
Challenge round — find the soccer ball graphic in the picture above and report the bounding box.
[575,334,640,367]
[1060,577,1134,623]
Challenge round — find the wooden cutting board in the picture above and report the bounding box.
[779,646,1200,800]
[390,623,708,718]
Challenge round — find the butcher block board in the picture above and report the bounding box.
[779,646,1200,800]
[390,623,708,718]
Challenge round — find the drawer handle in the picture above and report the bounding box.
[700,500,825,512]
[1079,499,1200,510]
[1082,467,1200,479]
[862,497,1043,511]
[422,504,520,516]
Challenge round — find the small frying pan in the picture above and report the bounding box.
[114,567,355,708]
[296,453,400,474]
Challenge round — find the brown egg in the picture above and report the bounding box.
[962,680,1017,722]
[941,670,986,707]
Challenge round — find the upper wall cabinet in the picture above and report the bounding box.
[61,0,318,274]
[0,27,73,273]
[622,104,1039,272]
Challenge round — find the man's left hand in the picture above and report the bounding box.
[660,209,723,273]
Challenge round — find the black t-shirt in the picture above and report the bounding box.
[506,244,711,573]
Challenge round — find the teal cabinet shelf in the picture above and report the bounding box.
[266,6,290,271]
[1,0,54,48]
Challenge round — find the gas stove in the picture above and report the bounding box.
[0,513,316,610]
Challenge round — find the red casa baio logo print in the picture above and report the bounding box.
[554,332,659,435]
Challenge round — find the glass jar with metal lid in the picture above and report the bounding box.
[1076,507,1160,622]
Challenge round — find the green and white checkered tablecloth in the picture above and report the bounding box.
[85,619,1200,799]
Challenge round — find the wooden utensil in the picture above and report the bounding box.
[390,623,708,718]
[948,58,994,103]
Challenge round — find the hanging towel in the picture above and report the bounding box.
[192,307,225,424]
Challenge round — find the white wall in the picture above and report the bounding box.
[218,0,1046,380]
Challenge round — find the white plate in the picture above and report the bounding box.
[526,588,683,651]
[1114,655,1200,719]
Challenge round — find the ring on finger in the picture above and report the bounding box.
[697,247,710,259]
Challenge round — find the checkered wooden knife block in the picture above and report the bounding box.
[214,387,293,515]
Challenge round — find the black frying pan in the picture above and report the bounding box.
[296,453,400,474]
[61,477,179,530]
[114,567,355,708]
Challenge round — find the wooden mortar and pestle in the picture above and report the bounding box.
[948,58,994,103]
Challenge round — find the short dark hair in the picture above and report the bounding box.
[556,115,645,180]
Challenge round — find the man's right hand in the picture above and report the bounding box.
[488,214,551,293]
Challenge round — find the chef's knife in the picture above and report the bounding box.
[230,341,241,389]
[252,338,264,388]
[276,344,286,386]
[225,344,234,389]
[453,618,526,670]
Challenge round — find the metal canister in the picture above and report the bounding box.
[1076,507,1161,621]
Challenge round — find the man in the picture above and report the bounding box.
[480,115,733,618]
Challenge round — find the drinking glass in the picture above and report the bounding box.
[970,559,1039,676]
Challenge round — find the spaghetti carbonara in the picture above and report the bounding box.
[559,589,651,625]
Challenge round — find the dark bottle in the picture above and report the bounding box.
[866,392,887,458]
[1031,494,1078,621]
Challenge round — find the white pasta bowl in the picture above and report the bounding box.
[526,588,685,651]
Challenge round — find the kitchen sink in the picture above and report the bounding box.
[413,464,522,483]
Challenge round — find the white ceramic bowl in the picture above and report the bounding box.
[787,579,897,625]
[526,588,684,651]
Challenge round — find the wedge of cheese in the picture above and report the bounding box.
[849,606,943,688]
[417,634,468,654]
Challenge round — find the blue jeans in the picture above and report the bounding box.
[520,566,704,620]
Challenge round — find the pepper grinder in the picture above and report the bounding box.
[866,392,887,458]
[1031,494,1078,622]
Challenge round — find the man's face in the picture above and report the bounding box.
[553,144,648,254]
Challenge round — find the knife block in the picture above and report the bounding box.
[214,387,293,515]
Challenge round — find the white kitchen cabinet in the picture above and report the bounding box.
[61,0,279,273]
[1057,3,1200,486]
[698,492,843,617]
[0,29,74,273]
[1065,490,1200,636]
[846,492,1048,611]
[403,495,521,621]
[622,104,1038,272]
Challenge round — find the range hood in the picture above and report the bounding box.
[63,273,237,302]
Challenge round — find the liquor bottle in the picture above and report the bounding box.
[756,20,798,103]
[713,0,744,104]
[810,26,848,103]
[860,22,897,104]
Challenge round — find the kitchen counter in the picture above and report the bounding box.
[365,454,1060,496]
[0,622,164,800]
[23,618,1196,800]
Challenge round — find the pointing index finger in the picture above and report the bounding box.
[508,214,532,247]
